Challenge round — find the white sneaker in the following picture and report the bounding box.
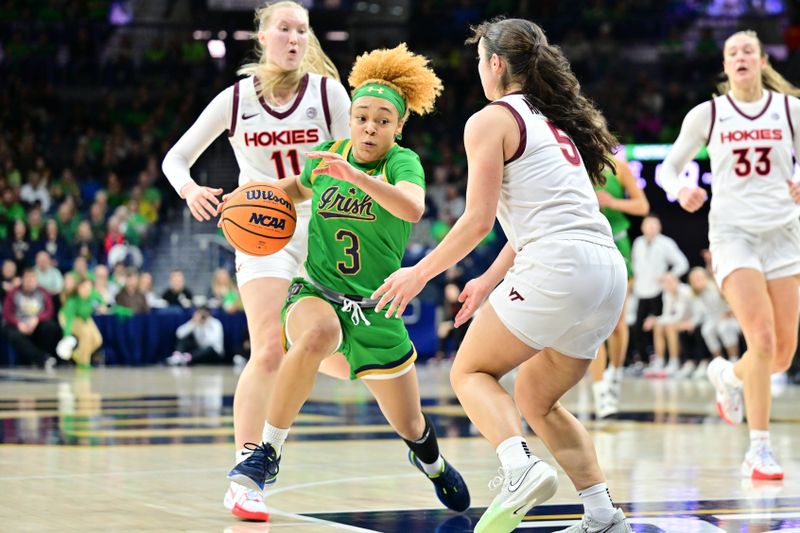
[643,358,667,378]
[166,351,190,366]
[223,482,269,521]
[553,508,632,532]
[676,361,695,379]
[604,367,622,401]
[592,381,618,419]
[707,357,743,425]
[474,457,558,533]
[771,372,788,398]
[742,445,784,480]
[664,358,680,377]
[691,360,709,380]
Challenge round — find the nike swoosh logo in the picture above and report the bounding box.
[513,503,529,515]
[719,116,732,122]
[242,113,258,120]
[507,460,540,493]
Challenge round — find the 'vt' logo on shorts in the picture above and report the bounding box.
[509,287,525,301]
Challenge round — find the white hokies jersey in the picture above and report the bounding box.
[490,94,614,251]
[707,91,798,232]
[162,72,351,214]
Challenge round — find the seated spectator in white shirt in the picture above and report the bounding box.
[166,305,224,366]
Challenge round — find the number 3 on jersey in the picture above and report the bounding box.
[271,149,301,179]
[335,229,361,275]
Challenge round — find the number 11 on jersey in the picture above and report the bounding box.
[271,149,301,179]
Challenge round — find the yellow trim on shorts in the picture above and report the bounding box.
[354,347,417,379]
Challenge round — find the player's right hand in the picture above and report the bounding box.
[677,187,707,213]
[454,277,492,328]
[182,182,223,222]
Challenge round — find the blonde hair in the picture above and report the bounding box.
[717,30,800,97]
[348,43,443,119]
[237,1,340,103]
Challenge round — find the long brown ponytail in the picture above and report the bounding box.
[467,18,617,186]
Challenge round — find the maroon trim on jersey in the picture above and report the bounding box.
[228,81,240,138]
[786,94,795,139]
[321,76,332,136]
[490,101,526,163]
[726,91,772,120]
[256,74,309,119]
[706,98,716,145]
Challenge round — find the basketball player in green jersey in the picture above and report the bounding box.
[227,43,470,513]
[589,156,649,418]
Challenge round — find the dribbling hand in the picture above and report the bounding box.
[216,192,232,228]
[788,180,800,204]
[677,187,707,213]
[182,182,223,222]
[453,277,491,328]
[307,151,363,184]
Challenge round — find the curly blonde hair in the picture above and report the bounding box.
[348,43,443,118]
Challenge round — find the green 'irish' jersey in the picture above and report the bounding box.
[299,139,425,297]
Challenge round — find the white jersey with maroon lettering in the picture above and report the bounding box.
[229,73,350,213]
[707,91,798,232]
[489,94,614,251]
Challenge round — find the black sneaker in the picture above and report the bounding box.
[227,442,280,491]
[409,451,470,512]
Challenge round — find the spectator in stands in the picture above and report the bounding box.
[115,267,148,314]
[93,264,117,309]
[166,305,224,366]
[162,269,193,308]
[5,219,32,270]
[631,213,689,366]
[688,267,741,377]
[55,199,80,242]
[41,219,72,271]
[649,273,701,377]
[20,169,51,212]
[139,271,167,309]
[1,259,21,303]
[208,268,241,313]
[0,187,26,240]
[34,251,64,298]
[58,278,104,366]
[2,268,61,368]
[27,205,45,242]
[69,257,92,283]
[74,221,101,265]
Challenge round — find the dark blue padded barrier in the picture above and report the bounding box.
[1,301,440,366]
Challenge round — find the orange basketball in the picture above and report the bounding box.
[220,183,296,256]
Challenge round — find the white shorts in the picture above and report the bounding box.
[709,219,800,287]
[235,210,310,288]
[489,239,627,360]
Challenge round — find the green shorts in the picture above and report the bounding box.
[281,277,416,380]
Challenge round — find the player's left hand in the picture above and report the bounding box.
[596,190,615,208]
[787,180,800,204]
[307,151,363,185]
[372,267,426,319]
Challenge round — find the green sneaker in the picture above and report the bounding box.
[474,457,558,533]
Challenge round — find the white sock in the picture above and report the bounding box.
[579,482,616,523]
[721,363,743,388]
[749,430,770,451]
[262,423,290,454]
[417,456,445,476]
[496,436,532,471]
[234,448,250,465]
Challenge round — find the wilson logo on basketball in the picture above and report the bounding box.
[248,213,287,230]
[243,129,320,147]
[245,189,294,212]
